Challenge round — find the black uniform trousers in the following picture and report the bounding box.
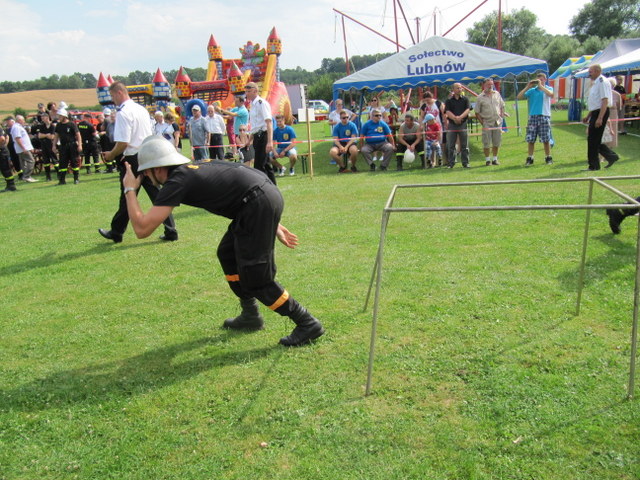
[58,143,80,173]
[1,149,13,181]
[216,181,293,316]
[252,130,276,184]
[83,140,101,169]
[587,108,618,170]
[110,154,177,236]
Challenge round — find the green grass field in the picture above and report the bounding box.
[1,112,639,479]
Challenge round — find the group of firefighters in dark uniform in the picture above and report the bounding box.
[1,105,116,192]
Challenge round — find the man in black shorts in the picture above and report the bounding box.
[120,136,324,347]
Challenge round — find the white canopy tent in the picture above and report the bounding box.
[333,36,548,96]
[576,47,640,76]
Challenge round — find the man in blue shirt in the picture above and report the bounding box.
[218,95,249,159]
[330,110,359,173]
[271,114,297,176]
[517,73,554,166]
[359,108,395,171]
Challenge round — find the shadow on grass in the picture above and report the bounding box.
[0,242,152,277]
[0,336,278,412]
[557,233,637,289]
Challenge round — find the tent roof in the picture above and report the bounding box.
[596,47,640,75]
[575,38,640,78]
[549,55,595,79]
[590,38,640,65]
[333,36,547,94]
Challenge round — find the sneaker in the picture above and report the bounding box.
[370,163,376,171]
[289,168,295,176]
[486,160,491,166]
[606,209,624,234]
[74,179,80,184]
[350,165,358,173]
[23,177,38,183]
[492,160,500,165]
[278,167,285,177]
[525,157,534,166]
[462,164,470,169]
[338,167,348,173]
[545,156,553,165]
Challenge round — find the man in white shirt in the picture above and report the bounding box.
[7,115,38,182]
[205,104,226,160]
[583,64,619,171]
[99,81,178,243]
[245,82,276,183]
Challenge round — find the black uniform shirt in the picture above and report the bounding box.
[154,161,270,219]
[444,95,471,119]
[77,120,96,144]
[55,121,79,145]
[38,123,56,148]
[0,127,10,156]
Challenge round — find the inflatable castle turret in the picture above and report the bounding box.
[96,72,113,106]
[208,34,224,80]
[267,27,282,82]
[174,67,192,100]
[152,68,171,102]
[228,62,244,95]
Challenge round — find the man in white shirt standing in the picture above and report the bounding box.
[583,64,619,171]
[245,82,276,184]
[205,104,226,160]
[99,81,178,243]
[7,115,38,183]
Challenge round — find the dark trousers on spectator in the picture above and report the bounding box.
[587,108,618,170]
[209,133,224,160]
[252,130,276,184]
[110,154,177,236]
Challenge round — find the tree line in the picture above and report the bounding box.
[2,0,638,101]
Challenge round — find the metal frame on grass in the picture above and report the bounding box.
[364,175,640,399]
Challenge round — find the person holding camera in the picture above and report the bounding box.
[517,73,554,166]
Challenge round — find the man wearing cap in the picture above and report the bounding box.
[121,136,325,347]
[78,113,102,174]
[187,104,208,162]
[6,115,38,183]
[244,82,276,183]
[99,81,178,243]
[53,108,82,184]
[583,64,619,171]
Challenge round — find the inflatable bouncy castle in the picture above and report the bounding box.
[96,27,292,125]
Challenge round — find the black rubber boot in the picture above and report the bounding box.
[223,298,264,331]
[606,209,625,234]
[2,178,17,192]
[279,302,324,347]
[57,171,66,185]
[45,166,52,181]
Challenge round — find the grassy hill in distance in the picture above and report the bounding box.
[0,88,100,113]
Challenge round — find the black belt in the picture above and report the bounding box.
[241,185,264,205]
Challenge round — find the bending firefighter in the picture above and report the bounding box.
[121,136,325,347]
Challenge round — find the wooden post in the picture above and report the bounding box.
[306,111,314,178]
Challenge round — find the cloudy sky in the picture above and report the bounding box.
[0,0,590,82]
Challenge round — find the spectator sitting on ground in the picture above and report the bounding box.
[271,114,297,176]
[396,113,423,170]
[329,109,359,173]
[359,108,395,172]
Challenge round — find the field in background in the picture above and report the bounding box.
[0,88,98,113]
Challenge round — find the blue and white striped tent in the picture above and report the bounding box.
[332,36,547,96]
